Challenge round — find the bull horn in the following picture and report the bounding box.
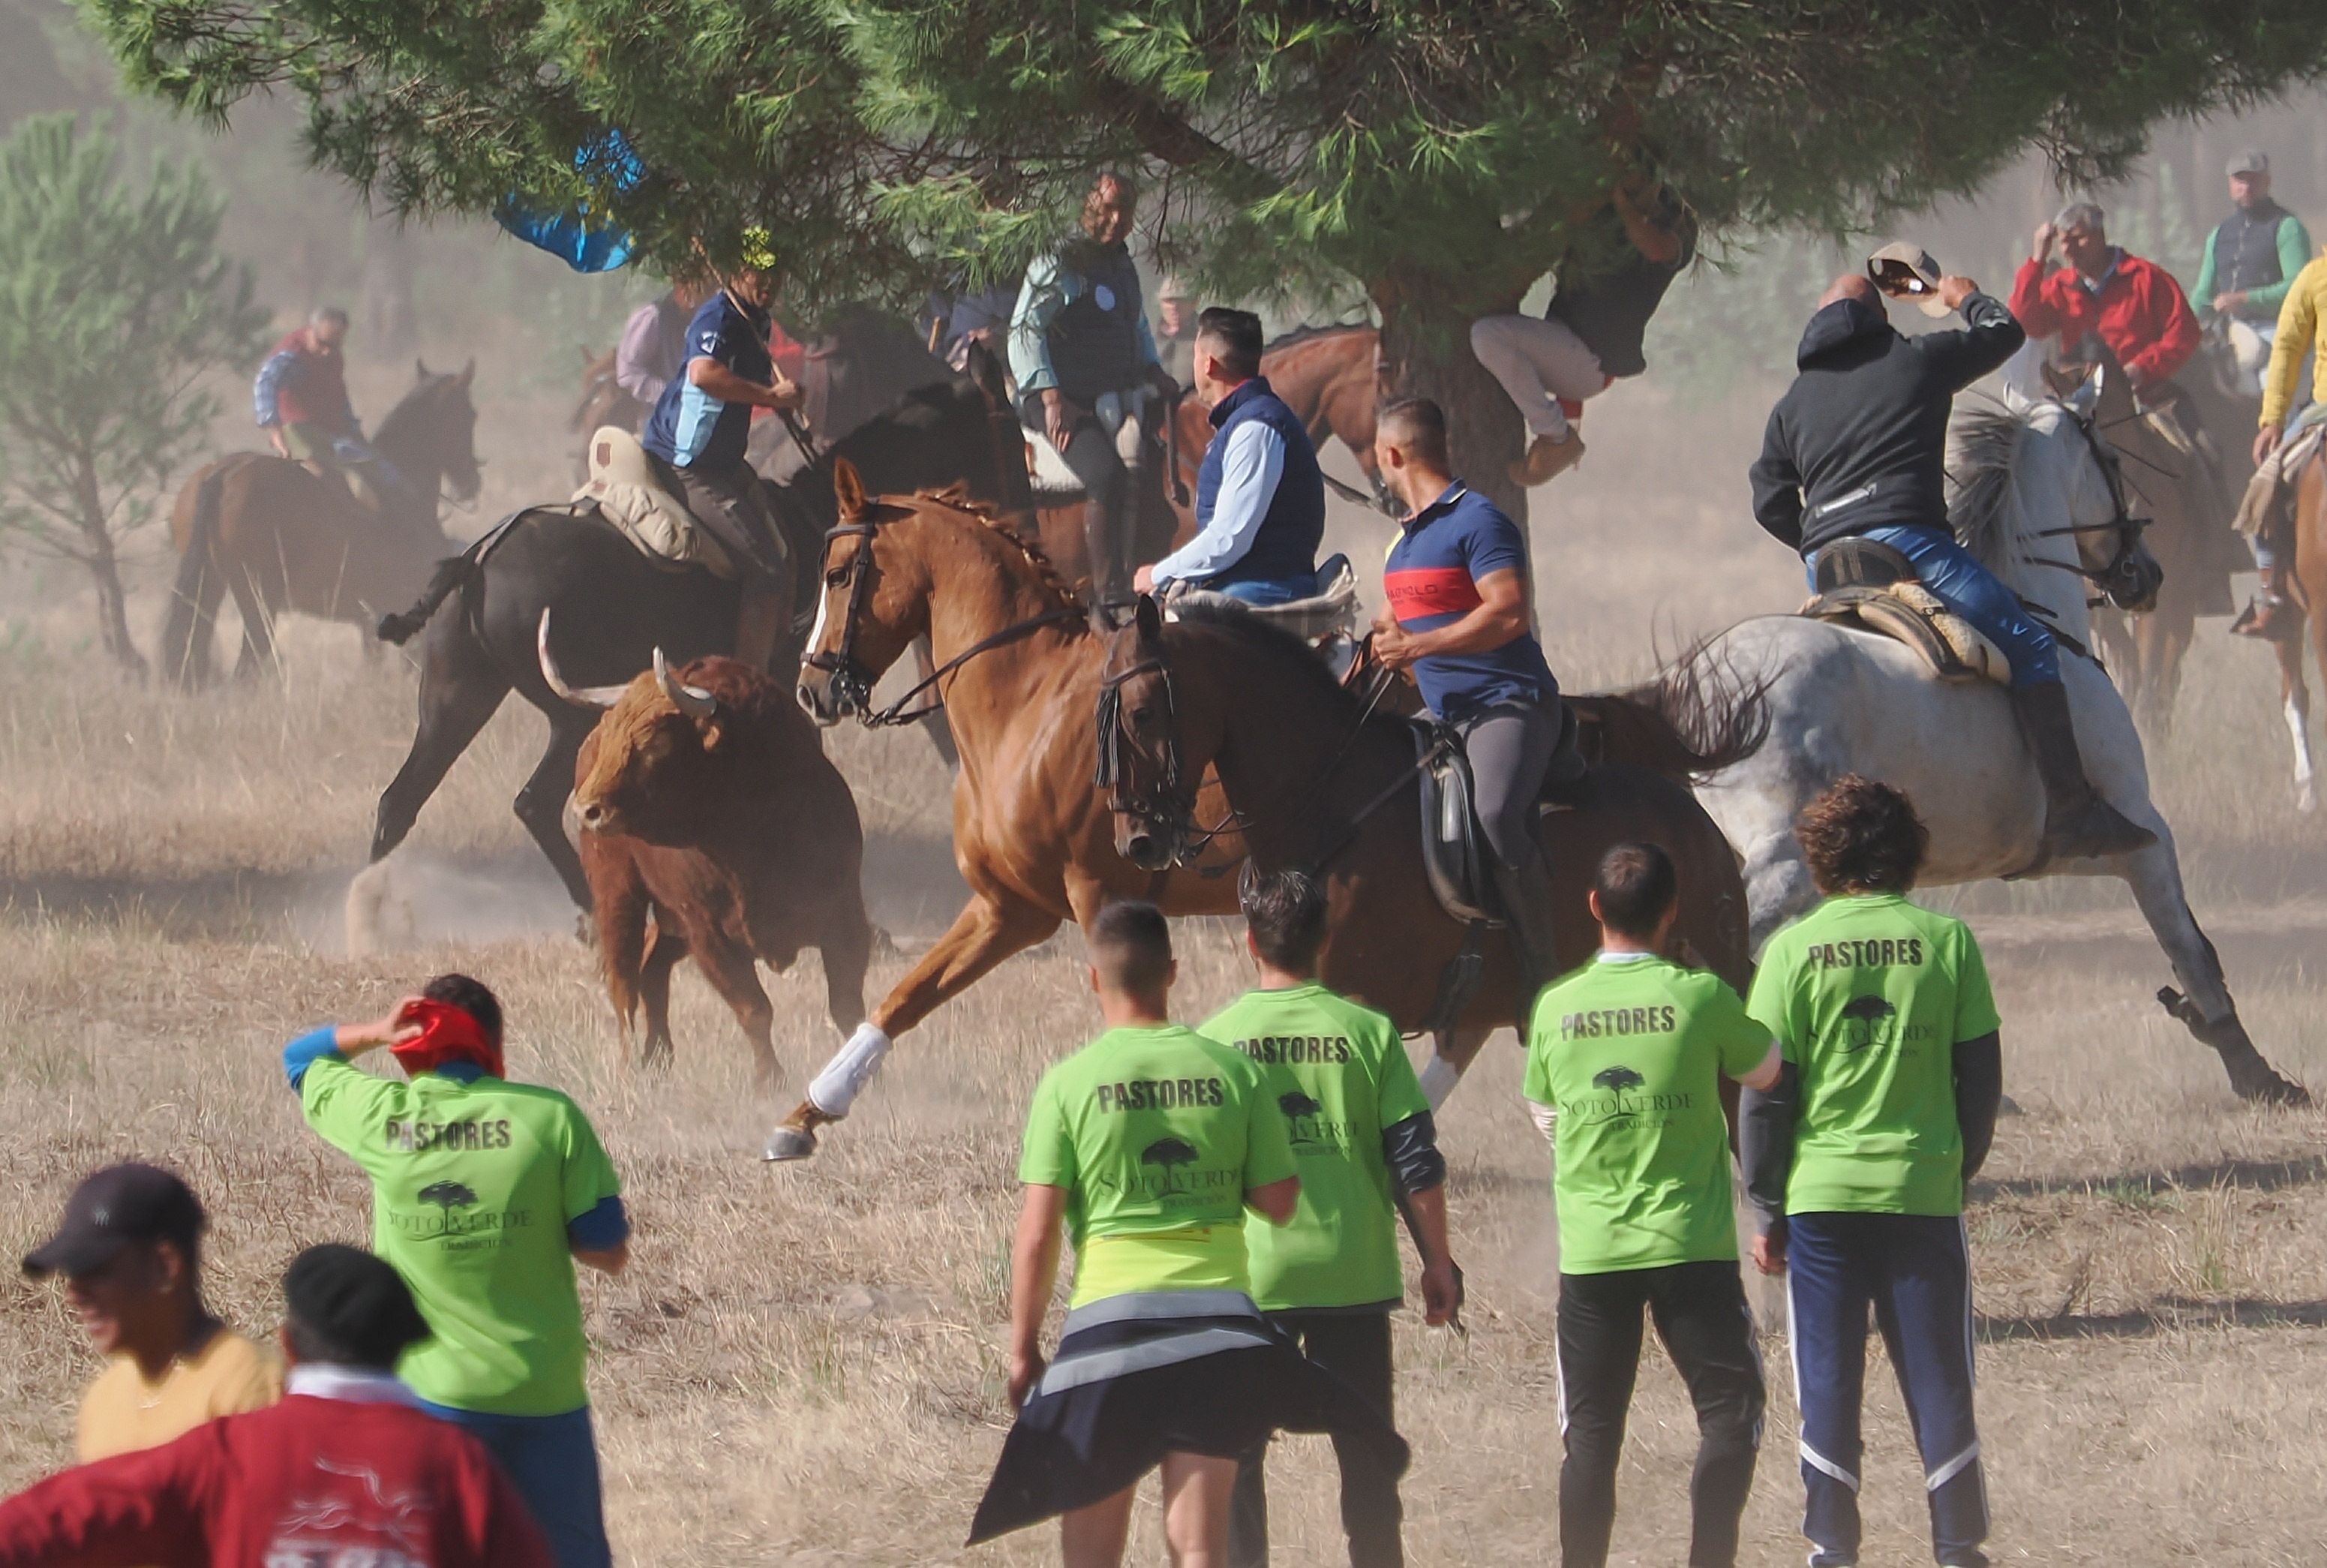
[536,611,629,708]
[653,647,718,719]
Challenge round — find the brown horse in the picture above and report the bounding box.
[2085,353,2243,733]
[161,362,482,685]
[1095,597,1762,1102]
[2262,449,2327,812]
[770,472,1760,1156]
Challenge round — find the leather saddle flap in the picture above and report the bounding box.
[1411,701,1589,928]
[574,425,738,579]
[1803,580,2011,684]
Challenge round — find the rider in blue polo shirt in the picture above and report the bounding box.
[640,232,805,668]
[1371,396,1564,1005]
[1136,307,1325,605]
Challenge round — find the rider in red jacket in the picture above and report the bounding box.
[2007,201,2199,394]
[0,1246,552,1568]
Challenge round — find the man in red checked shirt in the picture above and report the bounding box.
[2009,201,2199,407]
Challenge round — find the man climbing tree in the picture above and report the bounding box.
[83,0,2327,520]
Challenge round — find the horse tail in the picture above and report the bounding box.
[161,466,227,685]
[377,551,477,646]
[1594,635,1773,779]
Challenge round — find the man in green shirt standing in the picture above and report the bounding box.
[1740,776,2004,1568]
[282,972,629,1568]
[1523,843,1781,1568]
[1203,868,1459,1568]
[971,901,1408,1563]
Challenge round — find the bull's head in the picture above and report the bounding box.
[539,610,722,842]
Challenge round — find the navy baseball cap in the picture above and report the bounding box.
[23,1163,206,1279]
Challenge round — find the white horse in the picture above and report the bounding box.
[1691,377,2307,1105]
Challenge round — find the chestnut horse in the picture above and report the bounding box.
[2262,447,2327,812]
[773,476,1762,1157]
[160,362,482,685]
[1094,597,1763,1105]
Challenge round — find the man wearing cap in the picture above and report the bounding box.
[283,972,628,1568]
[2010,202,2200,404]
[25,1163,280,1464]
[1752,260,2157,867]
[2196,152,2311,346]
[1154,277,1200,389]
[639,236,808,668]
[0,1244,554,1567]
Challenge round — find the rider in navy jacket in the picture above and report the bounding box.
[1140,308,1325,605]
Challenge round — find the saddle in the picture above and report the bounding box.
[1020,389,1156,498]
[1161,555,1362,644]
[1413,703,1589,927]
[574,425,738,579]
[1800,537,2012,685]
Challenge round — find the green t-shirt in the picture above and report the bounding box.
[1018,1024,1297,1308]
[1746,894,2001,1218]
[302,1057,623,1416]
[1200,984,1432,1311]
[1524,954,1772,1275]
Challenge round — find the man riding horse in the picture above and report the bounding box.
[253,306,402,512]
[1371,396,1566,1007]
[1010,170,1179,611]
[1752,257,2154,867]
[1133,307,1325,606]
[638,231,807,669]
[2239,247,2327,635]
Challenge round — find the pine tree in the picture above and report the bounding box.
[0,113,266,674]
[78,0,2327,514]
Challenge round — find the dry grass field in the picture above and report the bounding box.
[1,380,2324,1567]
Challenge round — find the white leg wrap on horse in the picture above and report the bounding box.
[808,1023,893,1119]
[1419,1053,1461,1110]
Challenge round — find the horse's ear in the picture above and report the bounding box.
[416,357,432,380]
[2066,366,2102,418]
[458,358,476,387]
[1133,593,1164,644]
[833,457,868,520]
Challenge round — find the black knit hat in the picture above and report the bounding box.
[282,1245,431,1369]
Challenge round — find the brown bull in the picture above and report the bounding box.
[550,637,872,1085]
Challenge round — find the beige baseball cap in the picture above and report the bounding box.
[1867,240,1953,318]
[2226,149,2269,178]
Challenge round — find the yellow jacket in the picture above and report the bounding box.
[2262,251,2327,429]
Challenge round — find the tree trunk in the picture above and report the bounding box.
[1371,269,1532,522]
[74,457,146,680]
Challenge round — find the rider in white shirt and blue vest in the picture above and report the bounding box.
[1136,308,1326,606]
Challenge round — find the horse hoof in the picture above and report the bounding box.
[2238,1068,2312,1110]
[762,1124,819,1162]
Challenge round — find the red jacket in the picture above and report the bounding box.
[2007,252,2199,387]
[0,1390,552,1568]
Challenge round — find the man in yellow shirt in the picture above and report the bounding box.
[23,1164,280,1461]
[2233,250,2327,638]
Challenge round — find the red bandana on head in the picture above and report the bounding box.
[389,999,504,1080]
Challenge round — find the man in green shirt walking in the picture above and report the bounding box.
[1523,843,1781,1568]
[282,972,629,1568]
[971,902,1408,1563]
[1203,868,1458,1568]
[1740,776,2004,1568]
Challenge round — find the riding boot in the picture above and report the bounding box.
[2231,563,2297,640]
[1084,497,1129,623]
[1490,846,1562,1026]
[2009,680,2156,867]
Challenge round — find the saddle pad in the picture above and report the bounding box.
[1803,581,2011,684]
[1164,557,1362,641]
[573,425,738,579]
[1022,390,1151,498]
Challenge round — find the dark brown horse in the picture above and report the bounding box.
[161,362,482,685]
[1095,597,1762,1102]
[771,479,1761,1155]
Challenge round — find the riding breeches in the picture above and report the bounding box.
[1468,315,1610,440]
[1457,700,1561,871]
[672,461,789,585]
[1812,526,2061,688]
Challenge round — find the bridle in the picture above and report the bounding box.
[1092,653,1195,854]
[2016,404,2158,611]
[803,515,1082,728]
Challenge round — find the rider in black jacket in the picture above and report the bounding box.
[1751,269,2154,867]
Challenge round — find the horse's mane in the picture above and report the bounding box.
[1264,321,1374,356]
[905,482,1085,614]
[1945,401,2025,573]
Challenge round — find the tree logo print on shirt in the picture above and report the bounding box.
[1278,1091,1325,1146]
[1140,1137,1200,1194]
[1592,1066,1647,1092]
[417,1180,478,1214]
[1838,995,1899,1053]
